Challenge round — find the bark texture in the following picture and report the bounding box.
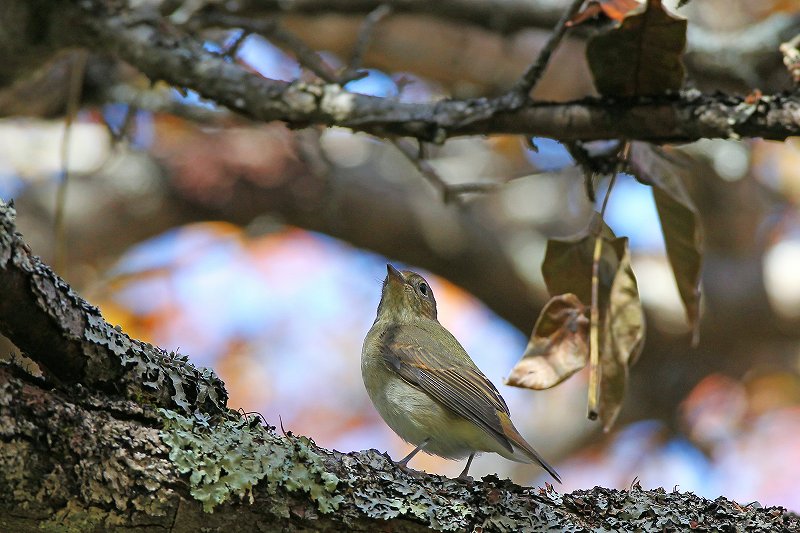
[2,364,799,532]
[0,201,226,413]
[1,0,799,142]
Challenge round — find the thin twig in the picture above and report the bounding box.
[340,4,393,83]
[54,50,89,272]
[223,29,252,60]
[588,207,603,421]
[391,139,498,204]
[512,0,585,98]
[587,171,618,421]
[393,139,449,196]
[444,182,500,199]
[587,140,630,422]
[199,13,339,83]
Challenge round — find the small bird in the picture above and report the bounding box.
[361,264,561,482]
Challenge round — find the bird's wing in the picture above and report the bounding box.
[380,324,513,453]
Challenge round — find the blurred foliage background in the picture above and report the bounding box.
[2,0,800,511]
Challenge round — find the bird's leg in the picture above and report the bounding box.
[395,438,429,471]
[457,453,475,479]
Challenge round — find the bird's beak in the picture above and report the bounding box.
[386,264,404,285]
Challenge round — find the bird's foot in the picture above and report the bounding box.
[394,462,426,477]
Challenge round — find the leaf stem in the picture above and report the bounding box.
[588,141,629,420]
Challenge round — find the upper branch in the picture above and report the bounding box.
[238,0,565,35]
[59,1,800,143]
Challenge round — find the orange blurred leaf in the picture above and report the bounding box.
[568,0,641,27]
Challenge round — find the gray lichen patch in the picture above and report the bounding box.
[334,449,570,532]
[159,409,344,514]
[0,368,179,530]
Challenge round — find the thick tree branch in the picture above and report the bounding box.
[239,0,799,92]
[56,1,800,143]
[2,366,798,532]
[0,200,226,414]
[4,195,795,530]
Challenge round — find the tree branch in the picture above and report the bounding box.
[56,1,800,143]
[2,365,798,531]
[512,0,585,97]
[0,200,226,414]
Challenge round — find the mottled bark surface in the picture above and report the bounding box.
[0,202,226,414]
[2,365,799,532]
[1,198,799,531]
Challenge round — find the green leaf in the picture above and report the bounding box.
[630,142,703,344]
[586,0,687,96]
[506,293,589,390]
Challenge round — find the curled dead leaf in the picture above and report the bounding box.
[536,215,646,430]
[506,294,589,390]
[598,238,646,430]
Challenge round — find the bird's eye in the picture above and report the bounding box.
[418,282,429,296]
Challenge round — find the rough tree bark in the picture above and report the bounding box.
[2,0,799,141]
[3,0,800,529]
[2,199,798,531]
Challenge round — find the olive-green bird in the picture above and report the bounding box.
[361,264,561,481]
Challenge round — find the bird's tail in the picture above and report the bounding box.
[498,411,562,483]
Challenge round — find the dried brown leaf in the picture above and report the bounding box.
[506,294,589,390]
[537,216,646,430]
[630,142,702,344]
[586,0,687,96]
[598,237,646,430]
[541,215,618,305]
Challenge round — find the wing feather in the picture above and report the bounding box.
[380,325,513,453]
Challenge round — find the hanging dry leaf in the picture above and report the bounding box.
[586,0,687,96]
[629,142,702,344]
[533,215,645,430]
[506,293,589,390]
[598,237,646,430]
[541,215,618,305]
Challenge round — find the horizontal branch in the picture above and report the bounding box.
[2,366,798,531]
[60,1,800,143]
[240,0,799,93]
[0,200,226,414]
